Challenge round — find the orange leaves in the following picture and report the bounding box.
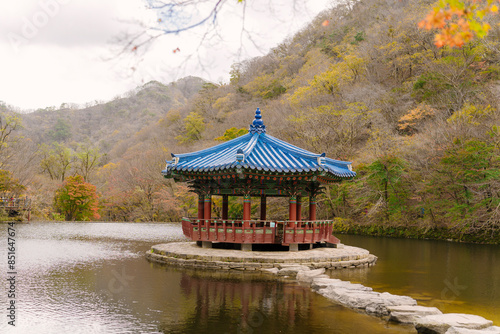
[54,175,100,221]
[419,9,448,30]
[322,20,330,27]
[419,0,499,48]
[398,104,435,134]
[434,19,474,48]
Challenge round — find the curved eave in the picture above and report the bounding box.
[163,164,355,181]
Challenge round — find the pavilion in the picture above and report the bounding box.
[162,108,356,251]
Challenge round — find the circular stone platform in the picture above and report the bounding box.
[146,242,377,271]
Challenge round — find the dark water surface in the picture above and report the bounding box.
[0,222,497,333]
[333,235,500,326]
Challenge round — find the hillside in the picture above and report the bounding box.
[2,0,499,241]
[20,76,206,156]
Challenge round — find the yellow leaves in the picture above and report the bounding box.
[175,112,205,144]
[419,0,499,48]
[288,114,307,125]
[312,67,344,95]
[288,52,366,108]
[101,162,118,171]
[447,103,495,125]
[214,127,247,142]
[241,73,287,100]
[289,49,329,89]
[96,162,119,180]
[166,109,181,123]
[343,54,366,79]
[315,58,360,92]
[213,94,234,114]
[242,73,273,97]
[289,86,315,107]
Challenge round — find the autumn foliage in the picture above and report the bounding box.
[419,0,499,47]
[54,175,100,221]
[5,0,499,237]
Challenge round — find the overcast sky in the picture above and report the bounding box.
[0,0,334,111]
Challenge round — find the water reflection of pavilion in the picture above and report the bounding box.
[160,270,315,333]
[162,108,356,251]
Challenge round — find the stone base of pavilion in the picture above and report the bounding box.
[146,241,377,271]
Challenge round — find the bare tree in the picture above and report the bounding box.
[112,0,331,78]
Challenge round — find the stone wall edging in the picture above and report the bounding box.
[145,245,378,271]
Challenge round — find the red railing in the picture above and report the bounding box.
[0,197,32,210]
[181,218,340,245]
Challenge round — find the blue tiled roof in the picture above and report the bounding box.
[163,108,356,179]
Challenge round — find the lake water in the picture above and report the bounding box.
[0,222,498,333]
[333,235,500,326]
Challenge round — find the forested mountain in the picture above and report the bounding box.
[21,77,205,155]
[2,0,499,240]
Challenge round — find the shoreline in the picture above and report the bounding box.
[331,221,500,245]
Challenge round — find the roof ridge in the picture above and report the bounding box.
[173,133,251,159]
[242,133,261,157]
[262,134,320,160]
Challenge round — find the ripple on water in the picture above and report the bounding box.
[15,238,138,274]
[18,221,187,243]
[14,292,162,334]
[0,222,181,334]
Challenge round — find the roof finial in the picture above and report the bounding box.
[249,108,266,134]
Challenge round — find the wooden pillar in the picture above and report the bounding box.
[289,195,297,226]
[204,194,211,226]
[222,195,229,220]
[243,194,251,228]
[309,196,317,221]
[198,193,205,220]
[296,196,302,222]
[260,195,267,221]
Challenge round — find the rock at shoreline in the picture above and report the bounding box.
[296,268,326,283]
[277,265,310,277]
[416,314,494,334]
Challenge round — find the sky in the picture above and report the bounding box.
[0,0,334,111]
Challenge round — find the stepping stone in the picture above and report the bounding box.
[416,314,493,334]
[445,326,500,333]
[388,305,443,324]
[296,268,326,283]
